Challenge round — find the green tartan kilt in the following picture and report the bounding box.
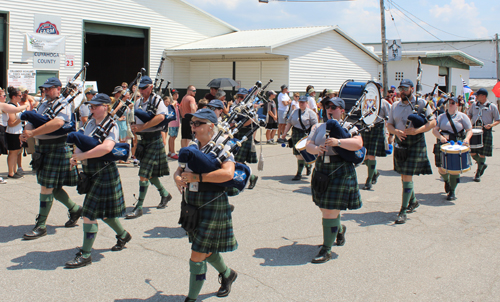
[311,160,362,210]
[471,129,493,157]
[234,126,258,164]
[138,135,170,178]
[35,142,78,189]
[394,133,432,176]
[361,123,387,157]
[186,190,238,254]
[82,161,125,220]
[292,127,308,156]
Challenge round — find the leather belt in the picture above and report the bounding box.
[138,132,161,140]
[36,136,67,145]
[198,182,226,192]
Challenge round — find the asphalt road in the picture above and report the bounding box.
[1,131,499,301]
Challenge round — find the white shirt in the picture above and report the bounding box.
[307,96,318,113]
[278,92,290,111]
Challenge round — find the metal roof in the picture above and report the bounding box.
[373,50,483,67]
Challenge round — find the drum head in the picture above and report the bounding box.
[295,136,308,150]
[441,143,470,153]
[361,81,381,125]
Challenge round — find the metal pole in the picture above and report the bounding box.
[496,33,499,103]
[380,0,388,97]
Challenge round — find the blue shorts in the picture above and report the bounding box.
[168,126,179,137]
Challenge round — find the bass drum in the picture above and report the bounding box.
[338,80,381,125]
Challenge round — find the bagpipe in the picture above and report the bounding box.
[178,80,272,191]
[153,56,166,95]
[21,63,89,135]
[134,80,176,131]
[66,69,146,161]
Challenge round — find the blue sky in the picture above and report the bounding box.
[184,0,499,43]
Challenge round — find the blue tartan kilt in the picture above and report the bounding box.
[394,133,432,176]
[471,129,493,157]
[35,142,78,188]
[186,189,237,254]
[361,122,387,157]
[292,127,308,156]
[234,126,258,164]
[311,160,362,210]
[82,161,125,220]
[138,135,170,178]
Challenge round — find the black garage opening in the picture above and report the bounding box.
[0,14,7,89]
[83,22,149,95]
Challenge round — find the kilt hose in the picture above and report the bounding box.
[311,160,362,211]
[138,135,169,179]
[82,161,125,221]
[35,142,78,189]
[394,133,432,176]
[361,122,387,157]
[186,189,238,254]
[292,127,308,156]
[234,126,258,164]
[471,128,493,157]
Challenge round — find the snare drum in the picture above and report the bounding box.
[295,137,317,164]
[440,143,471,175]
[470,128,483,149]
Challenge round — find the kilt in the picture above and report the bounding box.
[35,142,78,189]
[186,189,237,254]
[394,133,432,176]
[292,127,308,156]
[82,161,125,220]
[311,160,362,210]
[361,123,387,157]
[234,126,258,164]
[471,129,493,157]
[138,135,169,178]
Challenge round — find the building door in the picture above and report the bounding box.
[439,66,449,93]
[83,22,149,95]
[0,14,7,89]
[36,70,59,91]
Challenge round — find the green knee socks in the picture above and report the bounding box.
[136,180,150,209]
[322,216,341,251]
[149,177,169,197]
[103,218,126,239]
[82,223,98,258]
[440,173,450,183]
[297,160,305,175]
[37,194,54,228]
[402,181,414,211]
[206,253,231,278]
[449,175,459,193]
[472,154,485,172]
[188,260,207,300]
[366,159,377,181]
[53,188,78,213]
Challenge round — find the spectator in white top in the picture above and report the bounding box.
[307,88,318,114]
[277,84,291,143]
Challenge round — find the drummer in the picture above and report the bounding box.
[280,95,318,180]
[467,88,500,182]
[431,97,472,200]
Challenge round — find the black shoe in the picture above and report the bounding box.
[8,173,23,179]
[125,207,143,219]
[230,204,235,212]
[306,165,312,176]
[444,181,450,193]
[371,171,380,184]
[362,182,372,190]
[473,170,481,182]
[311,246,332,264]
[217,269,238,297]
[292,174,302,181]
[184,298,196,302]
[395,211,407,224]
[157,193,172,209]
[248,175,258,189]
[254,139,260,145]
[65,206,82,228]
[65,250,92,268]
[480,164,488,176]
[23,224,47,240]
[111,231,132,251]
[336,225,346,246]
[447,192,457,201]
[407,201,420,214]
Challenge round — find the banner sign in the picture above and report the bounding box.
[7,70,37,92]
[388,39,402,61]
[26,32,66,53]
[33,52,60,69]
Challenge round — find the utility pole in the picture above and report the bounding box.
[380,0,388,97]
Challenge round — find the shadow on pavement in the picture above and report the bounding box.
[0,224,64,244]
[292,186,311,195]
[416,192,455,207]
[253,241,337,266]
[115,278,215,301]
[261,174,311,185]
[8,248,108,271]
[143,226,187,239]
[342,211,397,227]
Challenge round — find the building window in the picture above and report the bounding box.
[378,72,381,81]
[395,72,404,81]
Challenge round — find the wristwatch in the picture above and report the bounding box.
[337,139,341,146]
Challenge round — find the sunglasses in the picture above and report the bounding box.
[90,104,103,109]
[325,104,339,110]
[208,106,221,111]
[190,120,207,127]
[398,87,411,92]
[190,89,197,92]
[237,95,244,99]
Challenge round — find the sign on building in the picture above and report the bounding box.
[30,14,64,70]
[387,39,402,61]
[7,70,36,92]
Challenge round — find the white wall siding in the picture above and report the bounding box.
[261,60,289,92]
[450,68,470,96]
[276,31,379,92]
[189,62,232,88]
[2,0,235,85]
[172,58,191,89]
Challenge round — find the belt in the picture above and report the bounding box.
[36,136,67,145]
[198,182,226,192]
[138,131,161,139]
[86,158,111,165]
[327,155,343,162]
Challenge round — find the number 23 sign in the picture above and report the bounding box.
[66,55,74,67]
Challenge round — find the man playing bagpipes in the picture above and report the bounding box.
[126,75,172,219]
[20,77,81,240]
[387,79,435,224]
